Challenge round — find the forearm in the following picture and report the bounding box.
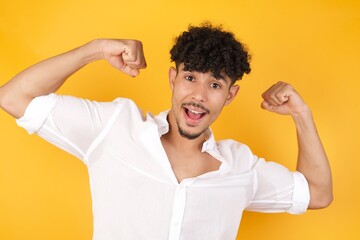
[0,40,103,118]
[293,108,333,209]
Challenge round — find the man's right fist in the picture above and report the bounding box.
[99,39,147,77]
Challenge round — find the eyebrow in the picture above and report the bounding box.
[213,73,225,80]
[212,73,231,85]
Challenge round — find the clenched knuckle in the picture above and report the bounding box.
[275,92,283,98]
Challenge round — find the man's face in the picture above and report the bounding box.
[168,64,239,140]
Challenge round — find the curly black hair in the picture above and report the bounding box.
[170,23,251,84]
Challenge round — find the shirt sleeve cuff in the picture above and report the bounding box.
[288,171,310,214]
[16,93,59,134]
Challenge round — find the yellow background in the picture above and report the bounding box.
[0,0,359,239]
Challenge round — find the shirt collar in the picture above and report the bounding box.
[151,110,170,137]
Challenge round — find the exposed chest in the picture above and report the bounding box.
[163,147,222,183]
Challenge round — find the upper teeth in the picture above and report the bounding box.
[189,109,203,114]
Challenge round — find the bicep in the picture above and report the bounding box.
[0,83,33,119]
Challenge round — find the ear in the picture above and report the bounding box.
[225,85,240,106]
[168,67,177,91]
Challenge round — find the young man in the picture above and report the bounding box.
[0,24,332,240]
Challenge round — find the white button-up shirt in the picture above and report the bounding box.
[17,94,310,240]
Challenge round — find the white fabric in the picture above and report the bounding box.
[16,94,310,240]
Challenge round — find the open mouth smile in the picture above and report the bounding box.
[182,103,210,123]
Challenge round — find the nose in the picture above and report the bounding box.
[192,81,207,102]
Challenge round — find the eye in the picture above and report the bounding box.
[210,82,221,89]
[185,76,194,81]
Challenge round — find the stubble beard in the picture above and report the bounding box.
[176,120,207,140]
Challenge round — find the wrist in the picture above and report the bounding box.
[292,106,315,130]
[80,39,106,64]
[291,104,311,119]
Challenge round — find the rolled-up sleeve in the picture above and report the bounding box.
[246,157,310,214]
[16,93,59,134]
[288,171,310,214]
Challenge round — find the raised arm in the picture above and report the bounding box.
[261,81,333,209]
[0,39,146,118]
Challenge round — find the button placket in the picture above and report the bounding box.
[168,179,194,240]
